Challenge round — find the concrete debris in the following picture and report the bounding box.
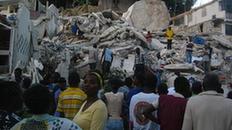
[122,0,170,31]
[2,2,232,88]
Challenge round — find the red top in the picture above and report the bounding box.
[157,95,187,130]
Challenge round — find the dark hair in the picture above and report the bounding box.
[14,68,22,74]
[51,72,61,83]
[22,77,32,90]
[58,77,66,84]
[125,77,133,88]
[109,77,122,91]
[68,71,80,87]
[0,81,23,112]
[227,91,232,99]
[174,76,191,98]
[191,81,202,95]
[93,44,97,48]
[135,47,140,54]
[133,72,144,87]
[143,71,157,90]
[158,83,168,95]
[23,84,52,114]
[203,73,220,91]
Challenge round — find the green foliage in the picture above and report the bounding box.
[163,0,195,16]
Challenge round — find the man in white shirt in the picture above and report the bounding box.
[129,71,159,130]
[182,73,232,130]
[88,44,98,70]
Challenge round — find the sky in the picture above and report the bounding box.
[192,0,214,9]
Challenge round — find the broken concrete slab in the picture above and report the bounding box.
[122,0,170,31]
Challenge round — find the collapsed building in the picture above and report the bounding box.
[0,0,232,95]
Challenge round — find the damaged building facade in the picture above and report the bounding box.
[172,0,232,36]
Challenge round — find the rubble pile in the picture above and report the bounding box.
[1,1,232,89]
[61,5,99,16]
[37,5,232,84]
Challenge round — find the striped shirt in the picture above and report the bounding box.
[57,87,87,120]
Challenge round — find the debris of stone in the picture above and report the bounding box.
[122,0,170,31]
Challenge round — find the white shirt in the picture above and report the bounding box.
[129,92,160,130]
[182,91,232,130]
[104,92,124,119]
[89,48,98,63]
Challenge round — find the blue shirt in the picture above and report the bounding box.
[127,87,143,106]
[103,48,113,62]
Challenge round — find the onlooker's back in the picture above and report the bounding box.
[11,84,82,130]
[182,73,232,130]
[0,81,22,130]
[56,71,87,119]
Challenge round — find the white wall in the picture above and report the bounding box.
[187,1,226,26]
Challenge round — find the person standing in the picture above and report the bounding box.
[73,71,107,130]
[182,73,232,130]
[165,26,174,50]
[12,84,82,130]
[129,71,160,130]
[186,42,194,63]
[104,77,124,130]
[89,44,98,70]
[0,81,22,130]
[143,76,191,130]
[134,48,145,75]
[202,46,210,73]
[101,47,113,77]
[56,71,87,120]
[146,31,152,48]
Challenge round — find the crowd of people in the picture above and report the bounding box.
[1,63,232,130]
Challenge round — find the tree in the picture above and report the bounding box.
[163,0,194,16]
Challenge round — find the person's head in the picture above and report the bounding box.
[68,71,80,87]
[50,72,60,83]
[83,71,103,97]
[157,83,168,95]
[143,71,157,92]
[174,76,191,98]
[124,77,133,88]
[203,73,221,91]
[93,44,97,48]
[135,47,140,55]
[109,77,122,93]
[191,81,203,95]
[133,72,144,88]
[57,77,67,91]
[227,91,232,99]
[22,77,32,90]
[156,52,161,60]
[14,68,22,79]
[168,26,172,30]
[0,81,23,112]
[23,84,52,114]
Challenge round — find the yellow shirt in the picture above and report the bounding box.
[73,100,108,130]
[165,29,174,40]
[57,87,87,120]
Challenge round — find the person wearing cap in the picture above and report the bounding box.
[73,71,107,130]
[182,73,232,130]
